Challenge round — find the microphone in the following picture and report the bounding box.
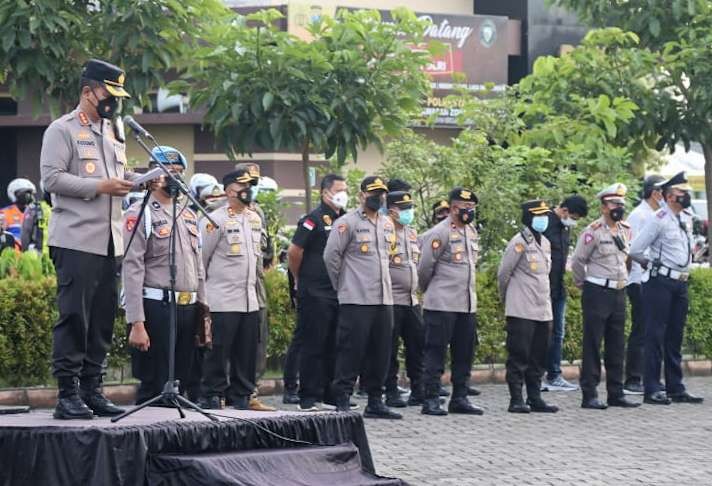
[124,116,153,139]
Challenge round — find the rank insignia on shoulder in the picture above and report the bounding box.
[591,221,602,230]
[338,223,347,234]
[125,216,137,232]
[584,233,594,245]
[619,220,630,228]
[432,239,441,250]
[322,214,332,226]
[78,112,90,126]
[514,243,524,253]
[303,219,315,231]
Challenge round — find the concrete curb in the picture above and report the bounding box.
[2,360,709,408]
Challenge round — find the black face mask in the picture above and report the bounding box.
[17,191,34,206]
[92,88,119,119]
[364,194,382,212]
[610,207,625,222]
[676,192,692,209]
[433,212,448,225]
[237,189,253,205]
[457,207,475,224]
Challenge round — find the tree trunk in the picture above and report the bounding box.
[702,141,712,263]
[302,142,312,213]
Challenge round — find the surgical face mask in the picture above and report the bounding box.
[364,194,382,212]
[250,186,260,201]
[531,215,549,233]
[397,208,414,226]
[457,207,475,224]
[609,206,625,222]
[561,217,577,228]
[331,191,348,209]
[676,192,691,209]
[92,89,119,119]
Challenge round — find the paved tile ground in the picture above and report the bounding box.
[269,376,712,485]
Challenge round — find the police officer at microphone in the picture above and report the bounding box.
[40,59,133,419]
[571,183,640,410]
[630,171,704,405]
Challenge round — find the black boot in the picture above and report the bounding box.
[79,376,125,417]
[407,384,425,406]
[385,390,407,408]
[508,383,530,414]
[581,393,608,410]
[364,397,402,419]
[421,396,447,416]
[54,377,94,420]
[526,383,559,413]
[282,386,300,405]
[448,396,484,415]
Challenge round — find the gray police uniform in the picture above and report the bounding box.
[571,217,630,401]
[40,108,132,387]
[199,205,262,402]
[122,195,206,404]
[252,203,269,382]
[324,208,395,402]
[498,228,552,395]
[629,207,692,396]
[418,215,479,399]
[385,224,425,399]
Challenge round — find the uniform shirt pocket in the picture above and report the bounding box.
[226,232,244,256]
[450,242,466,263]
[149,225,171,256]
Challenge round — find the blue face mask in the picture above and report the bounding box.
[250,186,260,201]
[398,208,414,226]
[531,215,549,233]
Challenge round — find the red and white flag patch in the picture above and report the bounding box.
[302,219,315,231]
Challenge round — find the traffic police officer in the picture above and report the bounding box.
[287,174,347,410]
[0,213,18,252]
[418,187,483,416]
[572,183,639,409]
[197,168,263,410]
[383,187,425,408]
[498,200,559,413]
[1,178,36,243]
[629,171,704,405]
[123,146,207,404]
[41,59,133,419]
[324,176,402,419]
[21,183,52,254]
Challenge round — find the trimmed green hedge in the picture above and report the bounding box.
[1,265,711,386]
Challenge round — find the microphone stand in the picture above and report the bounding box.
[112,129,219,423]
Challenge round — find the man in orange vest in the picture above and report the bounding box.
[1,178,36,246]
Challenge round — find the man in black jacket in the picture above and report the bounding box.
[542,195,588,391]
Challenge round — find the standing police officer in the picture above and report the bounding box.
[324,176,401,419]
[41,59,134,419]
[287,174,348,411]
[384,187,425,408]
[498,200,559,414]
[198,168,263,410]
[572,184,639,410]
[431,200,450,226]
[630,171,704,405]
[418,187,483,416]
[123,147,206,404]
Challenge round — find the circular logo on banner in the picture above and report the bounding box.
[480,19,497,48]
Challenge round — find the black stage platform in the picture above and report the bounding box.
[0,407,402,486]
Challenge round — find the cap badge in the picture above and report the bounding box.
[118,73,125,85]
[460,190,472,200]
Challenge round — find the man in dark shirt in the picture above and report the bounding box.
[542,195,588,391]
[286,174,348,411]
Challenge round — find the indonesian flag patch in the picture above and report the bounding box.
[302,219,315,231]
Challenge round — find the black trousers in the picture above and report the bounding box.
[299,295,339,402]
[642,276,688,395]
[50,247,118,381]
[423,311,477,399]
[384,305,424,394]
[625,283,646,384]
[131,299,197,404]
[580,283,626,399]
[331,305,393,401]
[202,311,259,400]
[282,310,304,392]
[505,317,550,395]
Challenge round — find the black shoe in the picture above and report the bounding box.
[421,397,448,416]
[199,395,222,410]
[466,386,481,396]
[282,390,300,405]
[448,397,484,415]
[608,396,641,408]
[527,397,559,413]
[581,398,608,410]
[508,399,531,414]
[438,385,450,397]
[298,398,320,412]
[54,396,94,420]
[79,377,125,417]
[364,400,402,419]
[323,399,359,411]
[407,394,424,406]
[232,396,250,410]
[623,381,644,395]
[385,392,407,408]
[669,391,704,404]
[644,391,672,405]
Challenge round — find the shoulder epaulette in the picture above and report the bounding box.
[590,221,602,230]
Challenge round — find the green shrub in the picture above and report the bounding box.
[686,268,712,358]
[264,267,297,364]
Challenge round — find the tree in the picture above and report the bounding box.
[175,8,433,212]
[0,0,227,114]
[554,0,712,244]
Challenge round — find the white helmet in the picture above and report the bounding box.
[189,173,218,199]
[7,178,37,202]
[199,183,225,201]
